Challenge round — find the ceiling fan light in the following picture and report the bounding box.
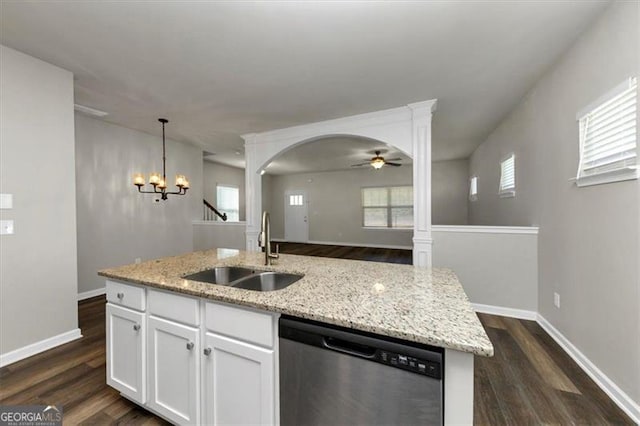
[371,158,385,169]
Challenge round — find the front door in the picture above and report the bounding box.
[284,190,308,243]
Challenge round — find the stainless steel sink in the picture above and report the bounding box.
[232,272,303,292]
[183,266,303,291]
[183,266,259,285]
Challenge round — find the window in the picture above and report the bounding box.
[289,194,304,206]
[216,184,239,222]
[469,176,478,201]
[499,154,515,197]
[576,77,637,186]
[362,186,413,228]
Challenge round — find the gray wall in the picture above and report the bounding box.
[75,114,203,294]
[193,222,246,251]
[265,161,469,246]
[468,2,639,404]
[203,161,245,221]
[266,167,414,247]
[433,228,538,312]
[432,159,469,225]
[0,46,79,354]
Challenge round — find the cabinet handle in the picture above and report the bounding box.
[117,292,124,299]
[186,341,195,351]
[133,324,141,331]
[203,347,212,356]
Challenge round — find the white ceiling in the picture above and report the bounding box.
[262,136,412,175]
[0,1,608,169]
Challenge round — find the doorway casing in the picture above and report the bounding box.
[242,99,437,267]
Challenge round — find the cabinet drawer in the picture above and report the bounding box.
[205,302,276,348]
[148,289,199,326]
[106,280,145,311]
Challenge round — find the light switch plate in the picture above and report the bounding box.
[0,220,14,235]
[0,194,13,209]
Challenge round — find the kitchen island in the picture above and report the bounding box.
[99,248,493,425]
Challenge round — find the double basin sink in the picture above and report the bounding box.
[183,266,303,292]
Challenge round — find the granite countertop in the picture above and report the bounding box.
[99,248,493,357]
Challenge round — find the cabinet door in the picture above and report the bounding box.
[148,316,200,425]
[106,303,145,403]
[203,332,275,425]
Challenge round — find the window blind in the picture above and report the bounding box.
[216,185,240,222]
[579,78,637,177]
[499,155,515,193]
[469,176,478,201]
[362,186,413,228]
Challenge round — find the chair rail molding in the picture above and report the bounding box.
[242,99,437,267]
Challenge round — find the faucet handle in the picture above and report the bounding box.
[270,243,280,259]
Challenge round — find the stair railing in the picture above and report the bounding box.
[203,199,227,221]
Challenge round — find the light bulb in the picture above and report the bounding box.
[149,173,161,185]
[371,158,385,169]
[133,173,145,186]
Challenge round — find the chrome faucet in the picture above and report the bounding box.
[259,211,279,266]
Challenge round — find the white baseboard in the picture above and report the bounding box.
[476,304,639,422]
[536,315,640,424]
[0,328,82,368]
[271,238,412,251]
[78,287,106,301]
[472,303,538,320]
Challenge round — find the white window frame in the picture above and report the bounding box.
[469,175,478,202]
[361,185,413,229]
[215,184,240,222]
[575,77,638,187]
[289,194,304,206]
[499,153,516,198]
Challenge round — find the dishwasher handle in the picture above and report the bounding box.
[323,336,377,359]
[280,316,443,367]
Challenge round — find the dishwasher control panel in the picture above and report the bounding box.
[378,350,441,379]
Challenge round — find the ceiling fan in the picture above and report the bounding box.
[351,150,402,169]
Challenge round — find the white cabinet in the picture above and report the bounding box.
[106,303,145,403]
[105,282,279,426]
[147,315,200,425]
[203,332,276,425]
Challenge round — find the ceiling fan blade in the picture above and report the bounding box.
[385,162,402,167]
[351,162,370,167]
[385,158,402,162]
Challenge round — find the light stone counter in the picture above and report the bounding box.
[99,248,493,357]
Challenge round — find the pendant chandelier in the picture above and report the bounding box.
[133,118,189,200]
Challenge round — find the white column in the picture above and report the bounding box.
[408,100,437,268]
[243,134,261,251]
[444,349,474,425]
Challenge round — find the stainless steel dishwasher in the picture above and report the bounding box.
[279,317,443,426]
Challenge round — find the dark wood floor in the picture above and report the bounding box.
[0,297,169,425]
[0,297,632,425]
[474,313,633,425]
[278,241,413,264]
[0,242,632,425]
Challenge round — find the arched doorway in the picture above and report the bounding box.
[242,99,437,267]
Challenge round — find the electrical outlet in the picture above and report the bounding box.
[135,257,142,264]
[0,220,14,235]
[554,292,560,308]
[0,194,13,209]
